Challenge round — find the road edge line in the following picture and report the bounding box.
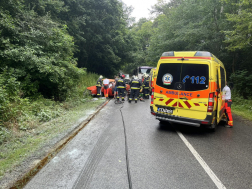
[176,130,227,189]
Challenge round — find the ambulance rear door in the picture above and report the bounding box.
[154,62,181,117]
[176,61,210,120]
[217,66,226,122]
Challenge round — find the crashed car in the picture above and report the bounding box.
[87,79,130,97]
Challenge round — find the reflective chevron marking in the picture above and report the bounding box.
[159,97,207,109]
[165,98,174,105]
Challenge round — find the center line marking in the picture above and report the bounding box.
[176,130,226,189]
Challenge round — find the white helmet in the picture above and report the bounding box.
[134,75,138,80]
[99,75,103,79]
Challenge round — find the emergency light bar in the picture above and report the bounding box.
[161,51,212,57]
[160,51,213,60]
[161,51,174,56]
[194,51,212,57]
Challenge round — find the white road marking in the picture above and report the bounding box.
[176,130,227,189]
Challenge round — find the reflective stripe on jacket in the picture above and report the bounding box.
[96,78,102,87]
[116,79,126,88]
[130,79,142,89]
[143,78,150,88]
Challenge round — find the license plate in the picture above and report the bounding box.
[157,107,173,114]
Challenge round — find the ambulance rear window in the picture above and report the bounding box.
[156,63,181,90]
[156,63,209,91]
[181,64,209,91]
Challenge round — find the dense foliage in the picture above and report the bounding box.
[0,0,81,101]
[0,0,136,127]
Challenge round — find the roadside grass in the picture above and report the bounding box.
[0,72,101,181]
[0,97,106,180]
[232,92,252,121]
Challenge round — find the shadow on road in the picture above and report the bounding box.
[157,120,227,137]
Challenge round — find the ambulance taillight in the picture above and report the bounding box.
[151,88,154,104]
[207,92,215,112]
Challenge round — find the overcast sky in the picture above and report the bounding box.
[122,0,158,22]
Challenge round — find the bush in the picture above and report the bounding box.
[0,68,21,122]
[230,70,252,99]
[0,126,10,145]
[0,71,98,131]
[67,72,99,100]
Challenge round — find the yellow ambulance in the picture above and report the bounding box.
[150,51,226,130]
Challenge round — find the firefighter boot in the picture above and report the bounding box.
[225,121,233,128]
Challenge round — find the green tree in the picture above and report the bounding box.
[124,18,155,73]
[147,0,236,69]
[223,0,252,51]
[0,0,82,100]
[57,0,135,77]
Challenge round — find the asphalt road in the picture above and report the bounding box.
[24,98,252,189]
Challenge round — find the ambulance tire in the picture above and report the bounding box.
[159,120,165,124]
[159,120,167,125]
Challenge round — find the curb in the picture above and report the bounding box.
[9,99,110,189]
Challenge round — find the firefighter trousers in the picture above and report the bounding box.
[96,86,101,96]
[129,89,139,101]
[103,84,109,98]
[143,88,149,99]
[225,99,233,126]
[117,88,125,99]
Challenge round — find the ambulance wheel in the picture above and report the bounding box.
[159,120,167,125]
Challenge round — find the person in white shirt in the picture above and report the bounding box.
[103,78,110,98]
[223,81,233,127]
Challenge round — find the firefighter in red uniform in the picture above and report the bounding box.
[96,75,103,97]
[116,74,126,101]
[129,76,142,103]
[223,81,233,127]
